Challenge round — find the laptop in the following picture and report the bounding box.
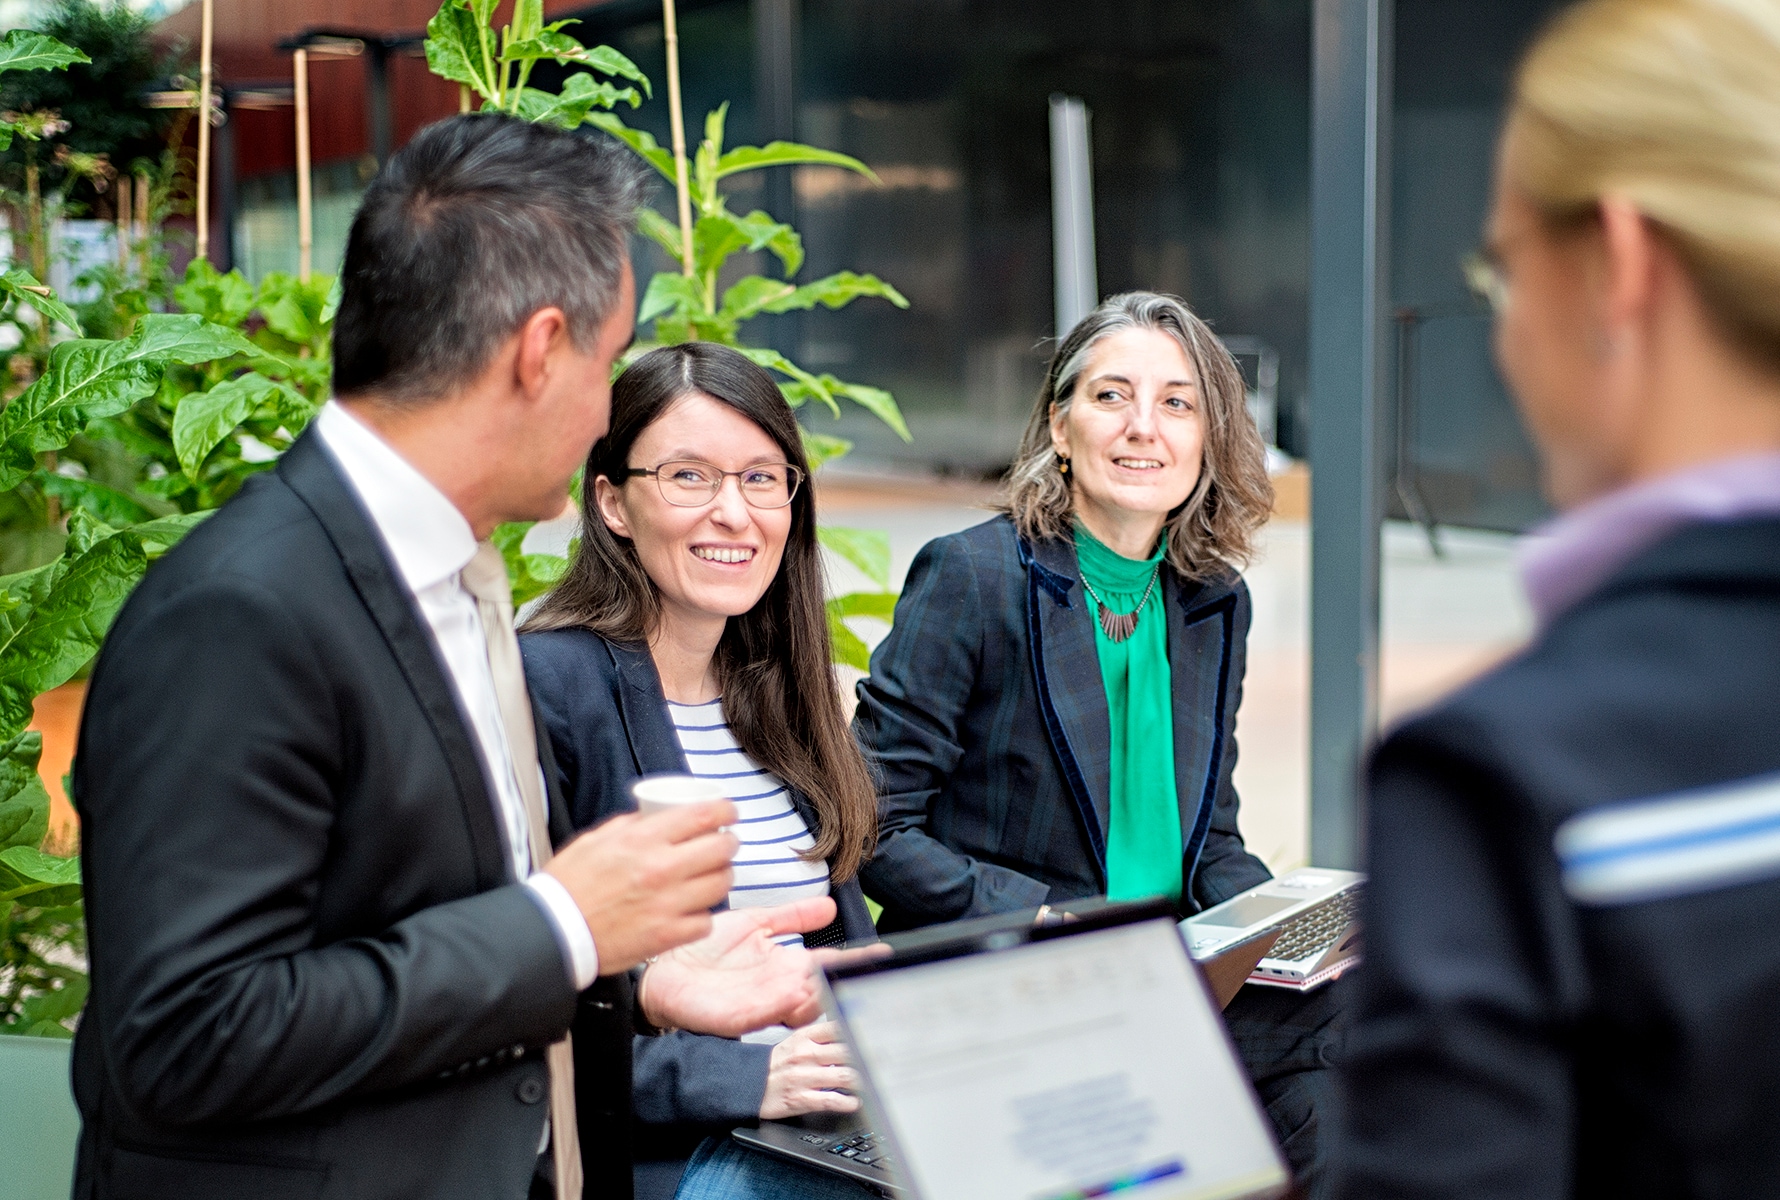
[733,905,1280,1196]
[1181,868,1365,991]
[739,901,1290,1200]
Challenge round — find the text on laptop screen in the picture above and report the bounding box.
[830,919,1286,1200]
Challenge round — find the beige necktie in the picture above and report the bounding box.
[462,541,583,1200]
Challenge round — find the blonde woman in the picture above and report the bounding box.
[854,292,1344,1196]
[1339,1,1780,1195]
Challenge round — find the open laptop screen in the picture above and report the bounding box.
[828,917,1288,1200]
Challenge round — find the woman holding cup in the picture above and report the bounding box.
[521,342,880,1200]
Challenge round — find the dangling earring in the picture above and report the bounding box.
[1058,455,1071,477]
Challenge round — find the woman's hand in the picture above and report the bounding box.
[760,1022,859,1120]
[637,897,836,1037]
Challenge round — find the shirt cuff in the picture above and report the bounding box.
[523,873,599,989]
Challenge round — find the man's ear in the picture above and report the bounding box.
[515,306,571,400]
[592,474,632,539]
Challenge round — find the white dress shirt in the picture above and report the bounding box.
[314,401,597,988]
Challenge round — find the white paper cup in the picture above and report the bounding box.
[630,774,729,817]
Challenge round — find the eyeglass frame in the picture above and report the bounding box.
[623,459,807,509]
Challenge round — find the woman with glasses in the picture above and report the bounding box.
[521,342,880,1200]
[1338,1,1780,1195]
[852,291,1343,1196]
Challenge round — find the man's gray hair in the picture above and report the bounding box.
[332,113,651,401]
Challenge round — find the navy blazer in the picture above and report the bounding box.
[854,516,1271,931]
[519,627,876,1198]
[1338,517,1780,1200]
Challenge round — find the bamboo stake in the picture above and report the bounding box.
[135,172,149,274]
[195,0,214,261]
[294,47,313,282]
[116,173,131,268]
[459,84,471,113]
[661,0,694,276]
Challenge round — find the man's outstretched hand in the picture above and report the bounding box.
[638,896,839,1037]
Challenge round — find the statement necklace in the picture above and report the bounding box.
[1078,565,1161,643]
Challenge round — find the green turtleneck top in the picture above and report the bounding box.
[1074,526,1182,903]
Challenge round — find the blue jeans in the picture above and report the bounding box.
[673,1136,881,1200]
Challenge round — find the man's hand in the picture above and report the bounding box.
[543,801,737,974]
[761,1022,858,1120]
[637,896,838,1037]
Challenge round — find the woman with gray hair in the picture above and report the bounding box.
[854,291,1342,1195]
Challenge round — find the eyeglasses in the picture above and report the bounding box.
[626,459,805,509]
[1462,248,1510,315]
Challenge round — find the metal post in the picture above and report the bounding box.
[1308,0,1392,868]
[365,41,392,170]
[1049,95,1097,338]
[753,0,800,356]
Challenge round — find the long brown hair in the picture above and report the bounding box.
[999,292,1273,579]
[524,342,878,882]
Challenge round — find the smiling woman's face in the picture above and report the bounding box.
[593,392,794,630]
[1051,327,1207,535]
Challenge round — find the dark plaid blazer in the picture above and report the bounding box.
[854,515,1271,932]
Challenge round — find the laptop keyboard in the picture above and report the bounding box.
[1264,886,1363,962]
[826,1130,894,1172]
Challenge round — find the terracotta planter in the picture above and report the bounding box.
[29,680,84,855]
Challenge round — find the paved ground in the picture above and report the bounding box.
[531,471,1536,875]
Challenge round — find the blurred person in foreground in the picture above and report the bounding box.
[1336,1,1780,1196]
[521,343,881,1200]
[71,114,827,1200]
[854,291,1345,1196]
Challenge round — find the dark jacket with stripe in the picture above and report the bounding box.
[70,433,634,1200]
[520,627,876,1200]
[853,515,1271,930]
[1337,517,1780,1199]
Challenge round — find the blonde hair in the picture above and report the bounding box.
[998,292,1273,580]
[1508,0,1780,369]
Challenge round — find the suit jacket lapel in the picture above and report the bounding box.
[607,640,689,777]
[1168,570,1239,872]
[278,432,511,892]
[1022,535,1112,871]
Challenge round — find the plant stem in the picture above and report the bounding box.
[661,0,695,278]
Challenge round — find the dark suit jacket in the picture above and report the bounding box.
[1338,517,1780,1199]
[520,627,876,1200]
[70,432,634,1200]
[853,516,1270,931]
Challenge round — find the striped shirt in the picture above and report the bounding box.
[667,699,830,946]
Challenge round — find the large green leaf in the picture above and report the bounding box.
[172,373,313,479]
[762,271,909,315]
[735,347,838,416]
[0,845,81,908]
[513,72,641,127]
[834,381,912,441]
[503,32,650,99]
[256,272,335,346]
[36,473,154,527]
[800,430,853,471]
[817,526,892,588]
[0,514,150,736]
[584,113,674,179]
[0,269,80,336]
[696,211,802,279]
[0,315,259,490]
[718,276,796,324]
[714,142,878,184]
[424,0,491,97]
[639,272,705,325]
[174,259,256,329]
[0,30,88,78]
[16,972,87,1033]
[828,589,899,622]
[0,730,49,850]
[826,611,872,672]
[637,206,687,262]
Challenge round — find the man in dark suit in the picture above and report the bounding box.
[71,114,824,1200]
